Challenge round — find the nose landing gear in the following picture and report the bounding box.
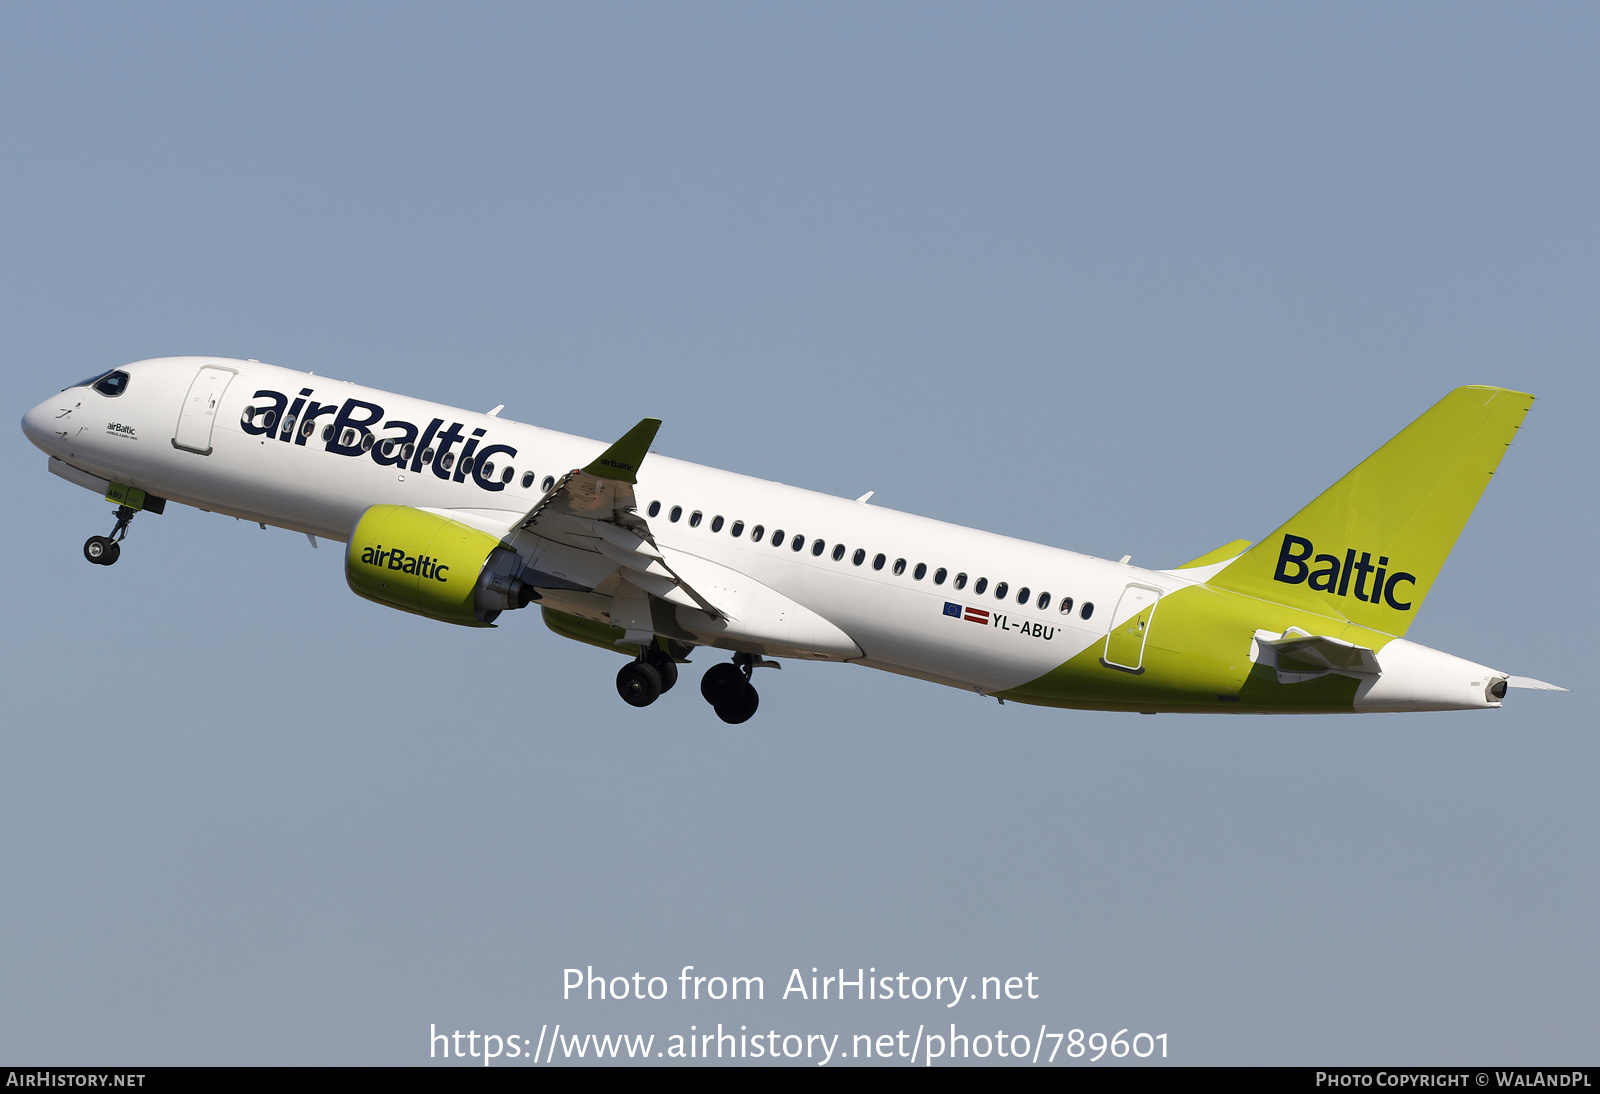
[701,653,762,724]
[83,505,137,566]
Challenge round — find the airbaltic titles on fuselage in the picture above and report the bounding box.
[240,386,517,493]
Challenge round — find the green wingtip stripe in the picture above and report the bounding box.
[583,417,662,483]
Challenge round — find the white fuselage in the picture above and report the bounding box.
[22,356,1511,711]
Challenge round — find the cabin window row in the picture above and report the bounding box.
[644,499,1095,620]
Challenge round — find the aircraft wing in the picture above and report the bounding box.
[509,418,725,619]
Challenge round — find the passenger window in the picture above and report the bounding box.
[954,572,967,590]
[1016,586,1029,605]
[772,529,785,546]
[363,434,375,452]
[648,501,661,517]
[792,534,805,552]
[913,563,927,580]
[732,521,745,538]
[1081,602,1094,620]
[542,476,555,491]
[1037,592,1051,610]
[872,553,886,571]
[711,515,724,533]
[460,457,473,473]
[439,452,455,471]
[852,549,866,566]
[832,544,846,561]
[689,511,702,527]
[421,448,434,465]
[974,577,988,594]
[670,506,682,522]
[751,524,764,541]
[501,467,513,484]
[304,421,317,438]
[994,581,1008,599]
[522,471,536,489]
[893,558,907,576]
[402,443,414,461]
[933,567,947,585]
[811,538,825,556]
[263,410,278,431]
[1059,597,1074,615]
[321,424,334,441]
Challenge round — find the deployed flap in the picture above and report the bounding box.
[507,417,725,618]
[1211,386,1534,637]
[1254,627,1381,684]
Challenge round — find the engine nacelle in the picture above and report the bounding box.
[346,505,536,627]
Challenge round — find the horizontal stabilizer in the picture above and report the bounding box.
[1254,627,1380,683]
[1506,675,1568,692]
[1175,538,1253,570]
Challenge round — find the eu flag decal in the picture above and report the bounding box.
[943,602,962,618]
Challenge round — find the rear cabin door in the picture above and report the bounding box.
[1101,583,1162,673]
[172,365,235,455]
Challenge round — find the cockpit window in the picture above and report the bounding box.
[68,369,130,397]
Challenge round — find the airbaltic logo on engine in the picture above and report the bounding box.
[1273,534,1416,610]
[359,545,450,582]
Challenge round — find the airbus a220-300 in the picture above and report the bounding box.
[22,358,1564,722]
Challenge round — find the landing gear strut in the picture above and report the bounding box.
[615,642,680,708]
[83,505,137,566]
[701,653,760,724]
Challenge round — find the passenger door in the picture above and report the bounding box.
[172,365,236,455]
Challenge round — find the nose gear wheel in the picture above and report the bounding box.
[83,505,137,566]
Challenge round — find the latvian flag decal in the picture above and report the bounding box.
[944,602,989,624]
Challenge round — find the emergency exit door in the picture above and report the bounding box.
[172,365,235,455]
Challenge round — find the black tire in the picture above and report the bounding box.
[700,662,745,706]
[616,661,663,708]
[83,536,115,565]
[102,541,120,565]
[653,655,679,693]
[714,683,759,725]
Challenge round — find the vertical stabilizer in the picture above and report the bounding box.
[1209,386,1533,637]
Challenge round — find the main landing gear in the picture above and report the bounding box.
[700,653,760,725]
[615,642,680,708]
[83,505,137,566]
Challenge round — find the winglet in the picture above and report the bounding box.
[583,418,661,483]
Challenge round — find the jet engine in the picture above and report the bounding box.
[345,504,535,626]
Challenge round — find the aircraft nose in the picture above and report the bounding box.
[21,397,61,452]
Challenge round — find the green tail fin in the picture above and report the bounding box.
[1210,386,1533,637]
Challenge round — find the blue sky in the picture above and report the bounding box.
[1,2,1594,1064]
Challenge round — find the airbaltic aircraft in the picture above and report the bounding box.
[22,357,1563,722]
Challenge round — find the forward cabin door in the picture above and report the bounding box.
[1101,583,1162,673]
[172,365,236,455]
